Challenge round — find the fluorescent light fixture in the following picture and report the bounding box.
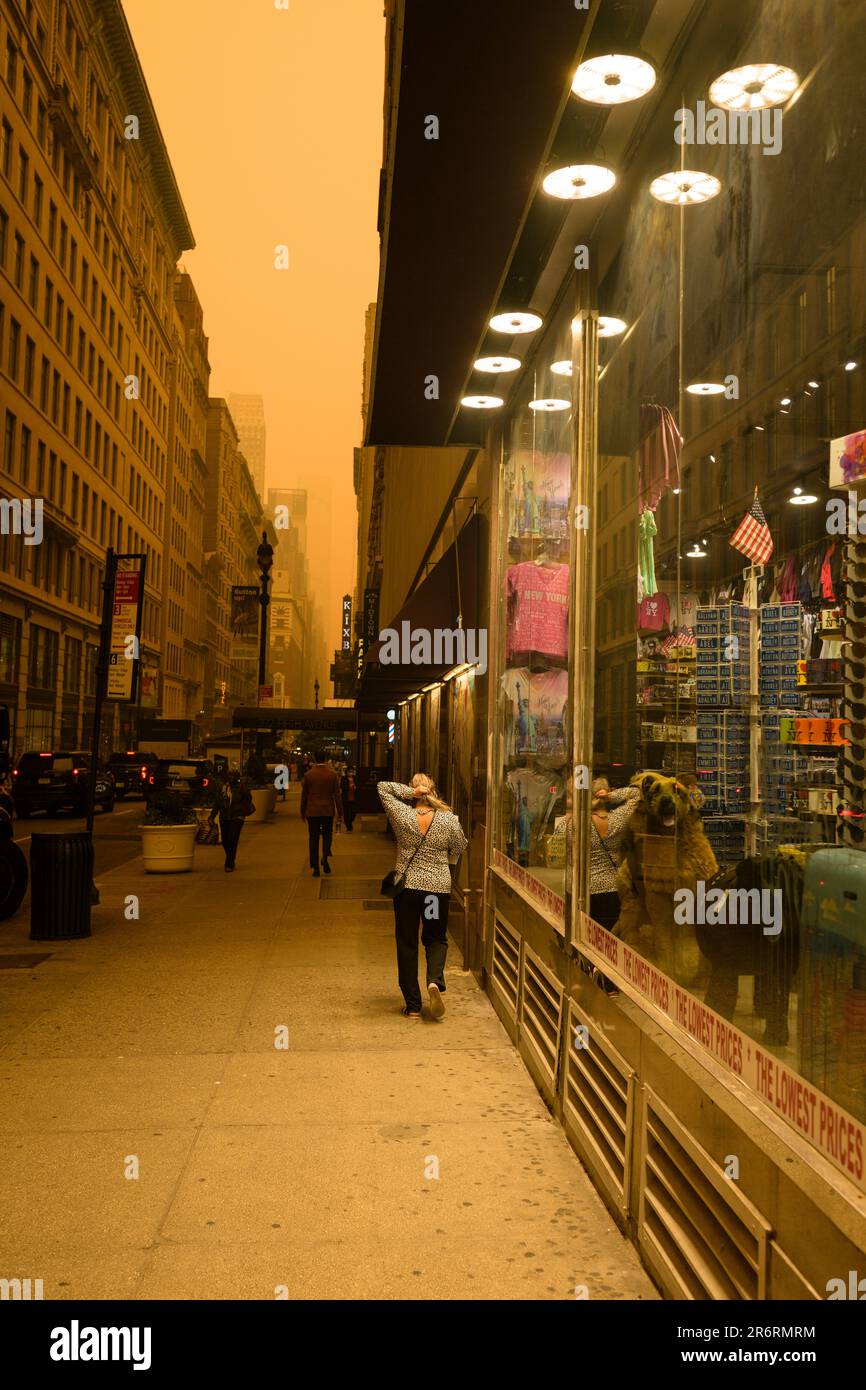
[650,170,721,205]
[473,355,521,373]
[461,395,503,409]
[444,662,475,681]
[421,682,443,694]
[529,398,570,412]
[489,310,543,335]
[709,63,799,111]
[686,381,726,396]
[598,316,627,337]
[542,164,616,200]
[572,53,656,105]
[550,360,573,377]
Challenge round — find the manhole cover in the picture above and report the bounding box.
[319,878,383,900]
[0,953,53,969]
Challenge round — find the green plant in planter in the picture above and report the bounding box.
[244,753,269,789]
[142,790,197,827]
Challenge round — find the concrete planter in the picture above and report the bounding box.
[141,824,197,873]
[247,786,275,823]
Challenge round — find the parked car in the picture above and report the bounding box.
[11,752,116,817]
[144,759,214,808]
[107,750,158,798]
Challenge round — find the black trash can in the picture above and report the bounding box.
[29,833,94,940]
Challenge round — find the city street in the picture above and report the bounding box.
[12,802,148,879]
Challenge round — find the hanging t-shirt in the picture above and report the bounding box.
[506,562,569,660]
[533,452,570,540]
[638,592,671,632]
[667,589,699,631]
[501,667,535,756]
[531,668,569,764]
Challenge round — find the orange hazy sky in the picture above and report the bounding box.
[123,0,384,657]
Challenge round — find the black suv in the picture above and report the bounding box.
[107,751,158,798]
[144,758,214,808]
[11,752,116,818]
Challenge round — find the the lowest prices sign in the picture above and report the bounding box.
[106,555,146,702]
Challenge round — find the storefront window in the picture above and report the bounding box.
[492,296,574,918]
[581,2,866,1156]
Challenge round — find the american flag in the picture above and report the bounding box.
[730,495,774,564]
[659,627,695,655]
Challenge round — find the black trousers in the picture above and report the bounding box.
[393,888,449,1013]
[344,803,356,831]
[219,815,244,868]
[307,815,333,868]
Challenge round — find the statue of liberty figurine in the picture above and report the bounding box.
[522,473,541,535]
[515,679,537,752]
[517,794,533,859]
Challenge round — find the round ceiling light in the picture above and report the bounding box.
[461,395,503,410]
[529,398,570,412]
[789,488,818,505]
[550,360,573,377]
[571,53,657,105]
[473,355,521,373]
[709,63,799,111]
[598,316,627,338]
[687,543,707,558]
[489,310,543,335]
[650,170,721,205]
[542,163,616,200]
[686,381,726,396]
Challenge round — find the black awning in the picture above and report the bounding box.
[357,513,484,708]
[365,0,590,447]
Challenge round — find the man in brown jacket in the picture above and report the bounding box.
[300,750,343,876]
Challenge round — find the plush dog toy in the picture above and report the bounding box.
[614,771,718,986]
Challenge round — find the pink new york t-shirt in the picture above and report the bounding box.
[505,562,569,660]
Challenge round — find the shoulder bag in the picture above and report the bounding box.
[381,811,436,898]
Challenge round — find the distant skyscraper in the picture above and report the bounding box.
[227,394,267,499]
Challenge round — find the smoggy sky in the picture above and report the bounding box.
[122,0,384,659]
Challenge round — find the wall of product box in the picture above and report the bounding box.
[636,598,845,867]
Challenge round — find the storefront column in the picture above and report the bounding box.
[568,272,600,929]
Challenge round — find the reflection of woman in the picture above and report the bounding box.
[589,777,640,931]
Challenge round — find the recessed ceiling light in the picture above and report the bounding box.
[686,382,726,396]
[709,63,799,111]
[780,396,792,405]
[598,316,627,337]
[808,379,820,389]
[461,395,503,410]
[489,311,542,335]
[550,360,573,377]
[528,398,570,412]
[672,487,681,495]
[473,355,521,373]
[650,170,722,205]
[709,454,716,462]
[845,360,858,371]
[542,164,616,200]
[754,425,765,431]
[571,53,657,105]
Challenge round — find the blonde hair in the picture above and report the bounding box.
[411,772,451,813]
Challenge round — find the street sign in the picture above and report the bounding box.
[106,555,146,702]
[342,595,352,651]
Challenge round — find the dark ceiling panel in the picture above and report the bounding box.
[365,0,590,447]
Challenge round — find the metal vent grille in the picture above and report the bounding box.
[518,944,563,1091]
[563,1000,635,1219]
[490,913,521,1020]
[319,878,382,899]
[638,1090,772,1300]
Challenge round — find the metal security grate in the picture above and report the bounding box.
[638,1089,772,1300]
[563,999,635,1219]
[518,944,563,1092]
[491,914,521,1021]
[319,878,383,899]
[0,954,53,969]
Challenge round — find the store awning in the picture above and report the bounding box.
[365,0,590,448]
[358,514,484,708]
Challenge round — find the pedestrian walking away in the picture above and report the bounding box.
[209,765,255,872]
[378,774,467,1019]
[341,765,358,832]
[301,749,343,876]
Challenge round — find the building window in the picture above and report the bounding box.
[0,614,21,685]
[28,625,59,690]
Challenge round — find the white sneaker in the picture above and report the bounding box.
[427,982,445,1020]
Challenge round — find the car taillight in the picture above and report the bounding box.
[148,775,155,785]
[72,768,79,777]
[12,769,18,778]
[202,777,209,787]
[140,767,147,779]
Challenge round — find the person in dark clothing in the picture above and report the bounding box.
[300,750,343,876]
[340,766,358,832]
[209,767,254,872]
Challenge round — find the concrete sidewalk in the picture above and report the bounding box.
[0,789,656,1300]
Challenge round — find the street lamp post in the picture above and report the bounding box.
[313,678,320,710]
[256,532,274,755]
